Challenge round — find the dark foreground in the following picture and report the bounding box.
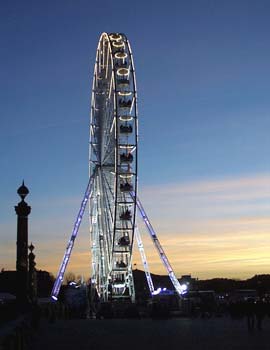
[31,317,270,350]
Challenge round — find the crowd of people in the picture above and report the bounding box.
[228,298,270,331]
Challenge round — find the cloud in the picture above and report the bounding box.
[132,224,270,279]
[139,173,270,226]
[134,173,270,278]
[2,173,270,280]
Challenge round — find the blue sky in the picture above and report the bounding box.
[1,0,270,279]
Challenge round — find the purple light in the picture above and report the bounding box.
[152,287,162,296]
[51,174,95,300]
[131,192,185,298]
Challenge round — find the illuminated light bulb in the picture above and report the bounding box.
[110,34,122,41]
[112,41,125,48]
[117,68,129,76]
[119,174,133,179]
[119,145,134,149]
[119,115,133,121]
[118,91,132,96]
[115,52,127,59]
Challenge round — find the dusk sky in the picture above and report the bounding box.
[1,0,270,280]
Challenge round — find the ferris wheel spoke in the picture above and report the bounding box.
[97,173,112,272]
[101,173,115,223]
[102,101,114,152]
[102,114,115,161]
[100,182,114,247]
[102,140,115,165]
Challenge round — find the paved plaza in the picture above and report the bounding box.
[31,316,270,350]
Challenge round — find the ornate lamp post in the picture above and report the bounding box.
[15,181,31,306]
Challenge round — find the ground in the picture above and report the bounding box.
[31,317,270,350]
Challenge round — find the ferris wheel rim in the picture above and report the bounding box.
[89,32,138,301]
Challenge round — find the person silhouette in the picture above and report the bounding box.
[246,298,255,331]
[255,298,266,330]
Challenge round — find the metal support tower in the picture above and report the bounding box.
[131,192,186,297]
[135,226,155,294]
[51,174,95,300]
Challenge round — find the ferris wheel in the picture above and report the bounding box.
[89,33,138,301]
[51,33,186,302]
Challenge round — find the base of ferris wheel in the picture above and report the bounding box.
[51,176,188,304]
